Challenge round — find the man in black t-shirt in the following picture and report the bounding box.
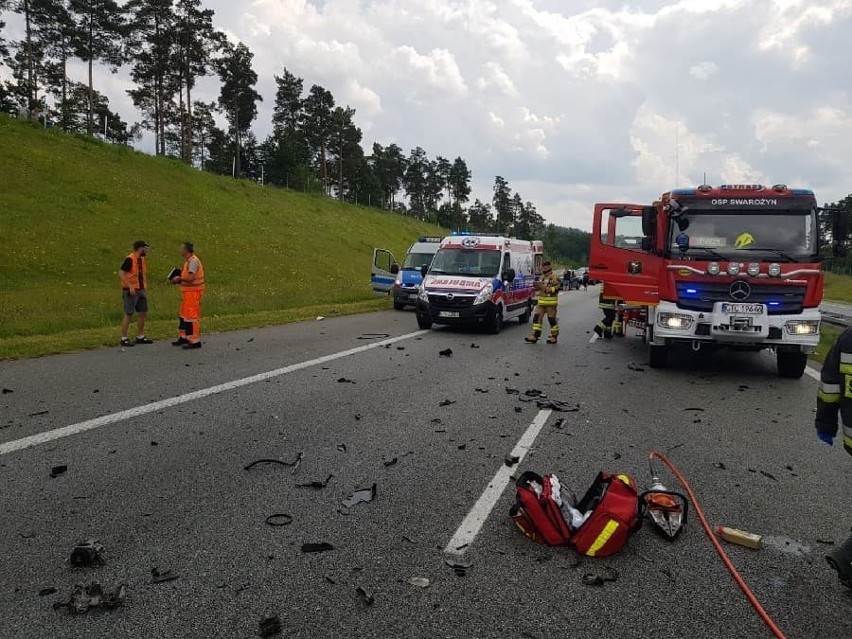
[119,240,153,346]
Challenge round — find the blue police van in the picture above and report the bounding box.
[371,237,443,310]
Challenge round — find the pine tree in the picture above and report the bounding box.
[68,0,127,136]
[493,175,513,234]
[31,0,75,130]
[403,146,430,219]
[448,156,471,229]
[467,199,494,232]
[328,105,362,200]
[216,41,261,177]
[302,84,335,193]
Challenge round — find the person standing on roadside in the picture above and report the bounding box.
[170,242,205,349]
[524,261,561,344]
[119,240,153,347]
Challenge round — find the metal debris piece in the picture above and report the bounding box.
[265,514,294,527]
[439,399,456,407]
[439,348,453,357]
[505,387,520,395]
[536,400,580,412]
[470,343,480,349]
[50,465,68,478]
[475,388,489,393]
[383,458,398,467]
[408,577,430,588]
[683,407,705,412]
[444,559,470,577]
[627,363,645,372]
[760,470,779,482]
[342,484,377,508]
[258,615,283,637]
[297,474,334,490]
[70,540,105,567]
[337,377,356,384]
[713,462,726,470]
[356,586,375,605]
[581,567,618,586]
[337,444,347,453]
[2,388,13,394]
[816,539,835,545]
[29,410,50,417]
[524,389,545,398]
[53,582,126,614]
[39,587,57,597]
[301,543,335,553]
[151,568,179,584]
[402,535,417,544]
[504,454,520,467]
[357,333,389,339]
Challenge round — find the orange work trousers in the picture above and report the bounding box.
[179,289,204,344]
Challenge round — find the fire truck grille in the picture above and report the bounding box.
[675,282,806,315]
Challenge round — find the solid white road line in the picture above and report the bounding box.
[0,330,430,457]
[804,365,820,381]
[444,409,553,555]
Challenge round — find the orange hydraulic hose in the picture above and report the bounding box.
[649,451,787,639]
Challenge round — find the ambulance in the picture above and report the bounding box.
[415,234,544,333]
[371,237,443,309]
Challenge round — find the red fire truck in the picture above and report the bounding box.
[589,184,823,378]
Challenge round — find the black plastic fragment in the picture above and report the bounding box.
[627,363,645,372]
[151,568,179,584]
[297,474,334,489]
[265,514,294,527]
[356,586,375,605]
[337,377,356,384]
[258,615,283,637]
[244,452,304,473]
[301,542,335,553]
[39,587,57,596]
[50,465,68,478]
[444,559,470,576]
[582,567,618,586]
[383,458,398,467]
[29,410,50,417]
[439,399,456,407]
[337,444,347,453]
[504,454,520,467]
[2,388,13,394]
[536,400,579,412]
[357,333,390,340]
[760,470,778,482]
[439,348,453,357]
[70,540,105,567]
[713,462,726,470]
[53,582,126,614]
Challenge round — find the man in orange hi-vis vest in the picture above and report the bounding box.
[170,242,205,350]
[119,240,153,347]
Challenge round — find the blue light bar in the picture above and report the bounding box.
[768,302,780,306]
[686,288,698,294]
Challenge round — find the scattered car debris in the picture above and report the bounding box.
[627,363,645,372]
[439,348,453,357]
[265,514,294,527]
[439,399,456,407]
[356,586,375,605]
[760,470,779,482]
[552,418,566,429]
[301,543,335,553]
[737,385,749,392]
[53,582,126,614]
[29,410,50,417]
[683,407,705,412]
[713,462,726,470]
[582,567,618,586]
[524,389,545,398]
[408,577,430,588]
[475,388,489,393]
[38,587,57,597]
[247,338,255,343]
[337,377,356,384]
[70,540,105,567]
[2,388,13,394]
[397,346,405,351]
[402,535,418,544]
[612,452,622,460]
[470,343,480,349]
[717,526,763,549]
[504,454,520,467]
[316,316,325,321]
[515,407,523,413]
[357,333,390,340]
[50,465,68,478]
[342,484,377,508]
[536,400,580,412]
[458,444,467,450]
[244,453,304,474]
[337,444,347,453]
[383,458,398,467]
[297,474,334,489]
[816,539,835,546]
[151,568,179,584]
[354,414,362,421]
[444,559,470,577]
[258,615,283,637]
[150,441,159,446]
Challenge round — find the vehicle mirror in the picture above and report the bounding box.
[642,206,657,236]
[420,265,428,277]
[390,263,400,275]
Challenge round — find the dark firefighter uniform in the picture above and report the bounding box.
[815,327,852,589]
[525,262,560,344]
[594,285,624,339]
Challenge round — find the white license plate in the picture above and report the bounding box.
[721,303,764,315]
[439,311,460,318]
[408,294,418,301]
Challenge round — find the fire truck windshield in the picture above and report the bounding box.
[669,209,817,261]
[429,248,502,277]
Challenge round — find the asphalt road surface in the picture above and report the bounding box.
[1,289,850,639]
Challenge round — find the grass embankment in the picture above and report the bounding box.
[823,272,852,304]
[0,116,444,359]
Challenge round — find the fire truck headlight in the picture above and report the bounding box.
[707,262,721,276]
[785,320,819,336]
[474,283,494,305]
[727,262,741,276]
[768,263,782,277]
[747,263,760,277]
[658,313,694,331]
[418,285,429,303]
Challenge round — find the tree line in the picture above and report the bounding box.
[0,0,561,240]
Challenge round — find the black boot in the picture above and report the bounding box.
[827,534,852,589]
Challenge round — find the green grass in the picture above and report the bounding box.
[0,116,444,359]
[823,272,852,304]
[812,323,840,365]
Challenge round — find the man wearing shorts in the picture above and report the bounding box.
[119,240,153,346]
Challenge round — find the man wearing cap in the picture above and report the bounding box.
[119,241,153,347]
[525,260,561,344]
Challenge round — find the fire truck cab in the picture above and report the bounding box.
[589,184,823,378]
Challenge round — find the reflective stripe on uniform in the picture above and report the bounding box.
[844,433,852,452]
[840,352,852,364]
[586,519,620,557]
[839,363,852,375]
[819,389,842,403]
[821,383,842,394]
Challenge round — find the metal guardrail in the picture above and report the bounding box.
[821,310,852,328]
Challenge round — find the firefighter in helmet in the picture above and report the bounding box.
[594,283,624,339]
[525,261,560,344]
[815,327,852,589]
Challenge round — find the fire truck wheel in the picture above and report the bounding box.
[416,314,432,330]
[777,350,807,379]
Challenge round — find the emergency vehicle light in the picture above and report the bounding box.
[685,288,698,295]
[697,184,713,192]
[747,263,761,277]
[727,263,741,276]
[720,184,764,191]
[768,302,780,306]
[772,184,787,192]
[418,236,444,243]
[451,231,473,236]
[768,263,782,277]
[707,262,721,276]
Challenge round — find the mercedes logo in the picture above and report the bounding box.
[446,293,454,300]
[729,280,751,301]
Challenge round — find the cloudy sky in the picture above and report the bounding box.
[8,0,852,230]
